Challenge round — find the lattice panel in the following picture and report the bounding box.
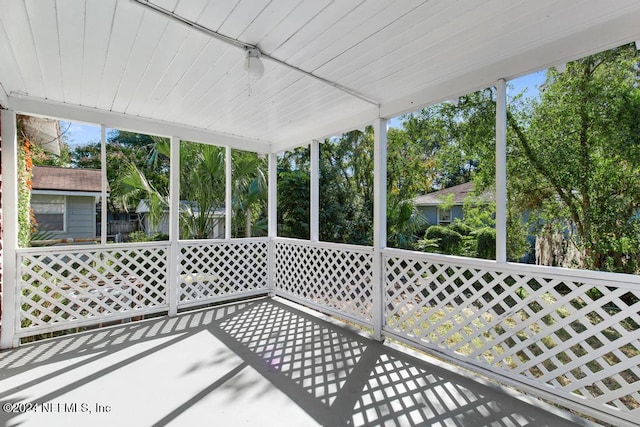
[19,246,168,331]
[274,241,374,323]
[178,240,269,305]
[385,255,640,421]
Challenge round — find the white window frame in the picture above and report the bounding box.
[31,194,66,233]
[437,207,452,225]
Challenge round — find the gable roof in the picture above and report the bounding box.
[414,182,492,207]
[32,166,104,194]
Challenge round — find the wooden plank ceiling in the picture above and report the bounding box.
[1,0,640,152]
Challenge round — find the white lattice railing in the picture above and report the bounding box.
[177,238,270,309]
[383,247,640,425]
[273,238,374,327]
[16,243,169,337]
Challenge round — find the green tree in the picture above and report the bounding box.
[72,130,169,214]
[278,147,310,239]
[509,43,640,272]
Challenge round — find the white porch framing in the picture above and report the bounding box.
[2,82,640,426]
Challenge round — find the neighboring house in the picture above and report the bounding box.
[31,166,103,240]
[414,182,492,226]
[136,200,225,239]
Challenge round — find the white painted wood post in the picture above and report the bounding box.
[1,109,19,348]
[168,136,180,316]
[310,140,319,242]
[495,79,507,263]
[268,152,278,294]
[225,146,232,240]
[100,125,107,245]
[372,118,387,341]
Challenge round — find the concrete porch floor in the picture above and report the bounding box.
[0,297,590,427]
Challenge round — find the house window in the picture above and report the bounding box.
[32,195,65,232]
[438,208,452,225]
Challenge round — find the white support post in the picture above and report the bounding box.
[100,125,107,245]
[495,79,507,263]
[168,136,180,316]
[225,146,232,240]
[372,117,387,341]
[1,109,19,348]
[268,152,278,294]
[310,140,319,242]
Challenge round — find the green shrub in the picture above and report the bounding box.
[475,227,496,260]
[128,231,169,242]
[450,221,472,236]
[423,225,463,255]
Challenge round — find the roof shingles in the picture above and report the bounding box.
[32,166,103,193]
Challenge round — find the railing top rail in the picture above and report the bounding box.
[383,247,640,288]
[273,237,374,253]
[177,237,270,246]
[16,241,170,255]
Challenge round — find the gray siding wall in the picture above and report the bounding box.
[417,205,465,226]
[66,196,96,238]
[418,206,438,226]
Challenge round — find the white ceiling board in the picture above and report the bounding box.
[137,31,210,118]
[0,22,26,95]
[124,20,192,116]
[151,0,180,12]
[206,69,307,130]
[379,7,640,119]
[288,0,424,73]
[346,2,545,95]
[258,0,332,55]
[196,0,240,32]
[372,0,639,103]
[169,44,242,125]
[237,0,302,46]
[315,1,491,89]
[218,0,272,40]
[147,40,230,121]
[173,0,210,23]
[269,0,364,63]
[23,0,63,101]
[80,0,117,108]
[1,0,45,98]
[110,10,171,113]
[2,0,640,153]
[95,0,145,112]
[57,0,86,106]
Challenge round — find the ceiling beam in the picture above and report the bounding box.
[7,95,272,153]
[0,83,9,109]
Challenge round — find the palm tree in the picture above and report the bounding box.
[115,138,265,240]
[232,151,267,237]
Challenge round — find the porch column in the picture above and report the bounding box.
[310,140,319,242]
[495,78,507,262]
[167,136,180,316]
[372,117,387,341]
[225,146,232,239]
[100,125,107,245]
[267,152,277,293]
[0,109,18,348]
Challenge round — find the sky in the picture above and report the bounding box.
[61,70,548,146]
[59,121,102,147]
